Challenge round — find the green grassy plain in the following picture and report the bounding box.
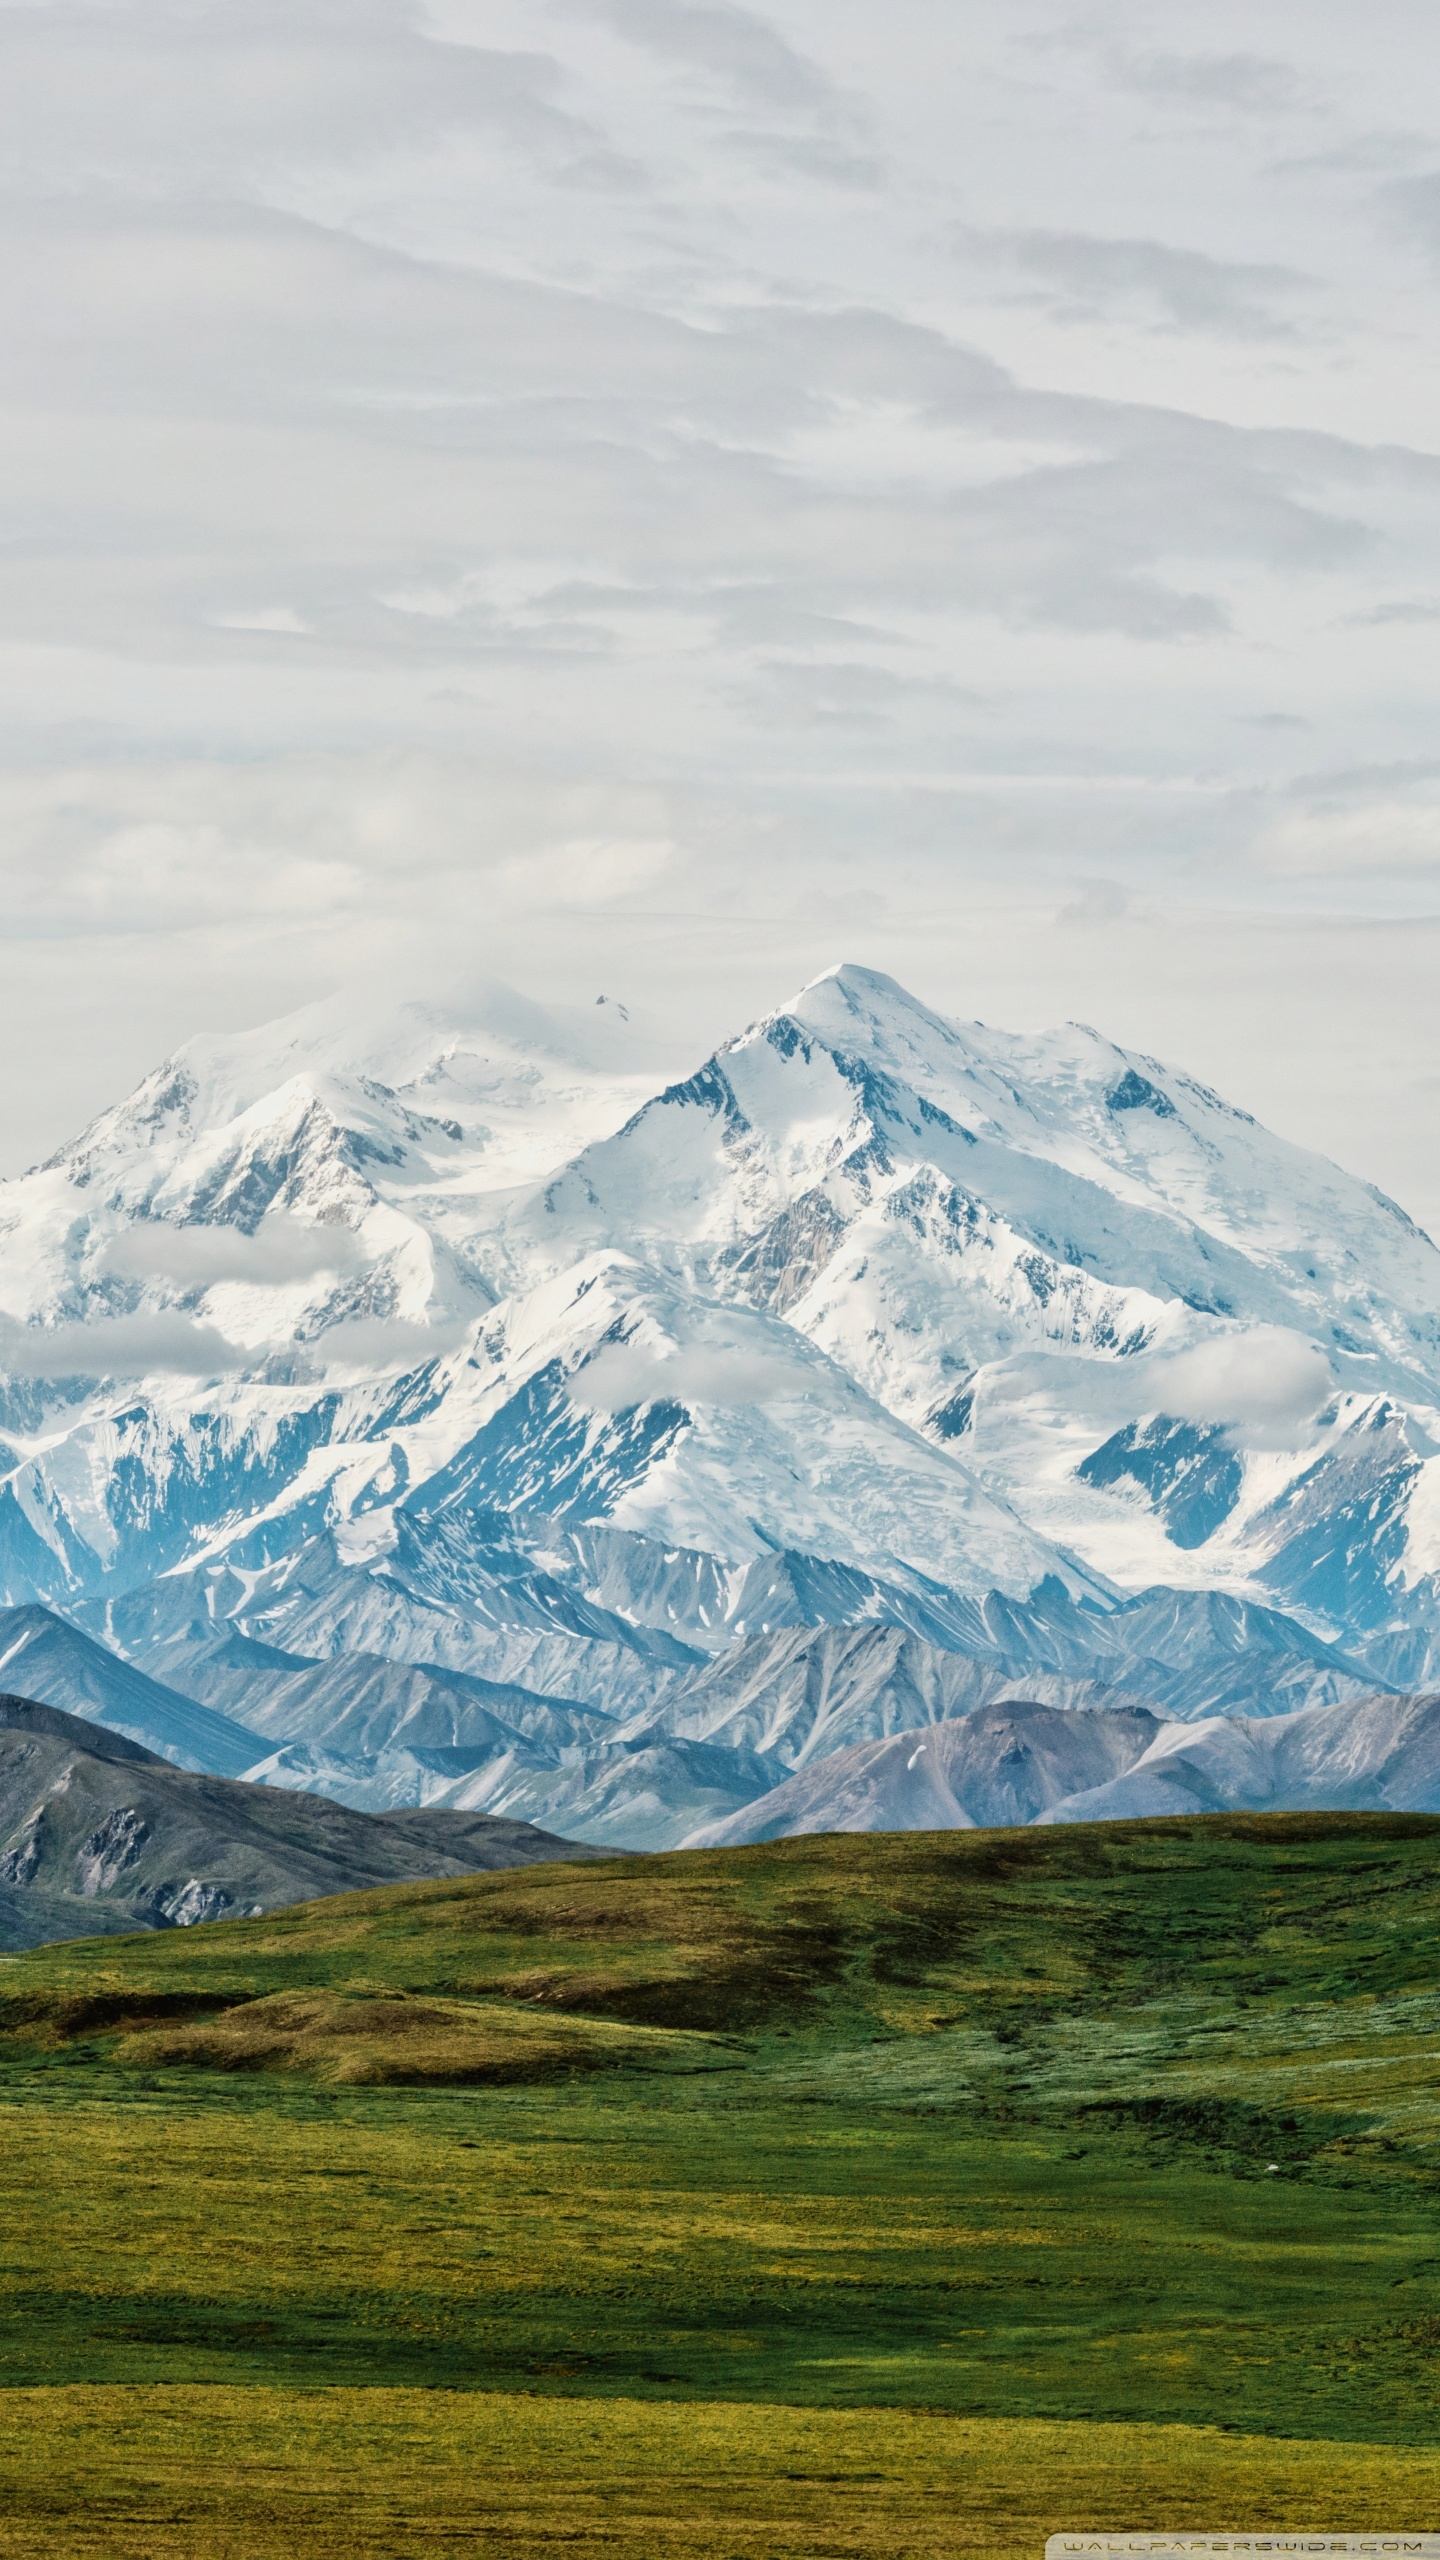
[0,1814,1437,2554]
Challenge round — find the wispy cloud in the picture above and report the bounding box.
[572,1337,822,1410]
[952,225,1311,340]
[0,1,632,202]
[0,1300,463,1383]
[561,0,843,118]
[1381,168,1440,269]
[1105,47,1312,115]
[0,1312,244,1381]
[100,1217,366,1290]
[1344,597,1440,626]
[1155,1328,1332,1448]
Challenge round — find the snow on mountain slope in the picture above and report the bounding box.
[0,979,687,1604]
[454,1515,1069,1656]
[487,963,1440,1642]
[620,1624,1046,1769]
[72,1248,1080,1609]
[236,1728,783,1852]
[393,1252,1087,1601]
[1055,1585,1378,1717]
[0,1584,1413,1853]
[77,1500,1378,1758]
[0,979,673,1361]
[414,1732,784,1853]
[616,1610,1373,1779]
[79,1526,701,1720]
[0,1266,1098,1617]
[526,963,1440,1394]
[18,1561,1372,1850]
[230,1739,510,1815]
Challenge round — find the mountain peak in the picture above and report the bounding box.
[784,960,962,1045]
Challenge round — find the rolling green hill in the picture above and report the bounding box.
[2,1813,1439,2556]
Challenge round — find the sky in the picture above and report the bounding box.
[3,1,1440,1224]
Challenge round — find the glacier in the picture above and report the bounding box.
[2,960,1440,1852]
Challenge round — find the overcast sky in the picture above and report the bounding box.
[4,1,1440,1224]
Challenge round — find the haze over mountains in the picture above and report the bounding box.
[2,961,1440,1871]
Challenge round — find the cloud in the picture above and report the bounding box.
[0,755,680,940]
[571,1338,820,1411]
[1258,798,1440,877]
[1345,598,1440,626]
[1383,171,1440,265]
[953,227,1310,340]
[306,1316,468,1371]
[0,1312,244,1381]
[1106,49,1311,115]
[1155,1328,1332,1446]
[720,129,884,191]
[561,0,842,119]
[99,1217,366,1289]
[730,658,977,731]
[212,606,312,636]
[0,1300,463,1382]
[0,193,1397,693]
[1058,878,1130,928]
[0,2,628,202]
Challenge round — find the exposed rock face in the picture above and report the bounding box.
[134,1878,236,1928]
[76,1806,149,1895]
[0,1819,42,1887]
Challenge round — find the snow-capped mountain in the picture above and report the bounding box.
[503,965,1440,1632]
[0,977,669,1364]
[3,959,1440,1859]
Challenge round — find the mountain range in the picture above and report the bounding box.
[2,961,1439,1872]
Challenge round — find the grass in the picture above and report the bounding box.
[2,2391,1439,2559]
[0,1813,1437,2552]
